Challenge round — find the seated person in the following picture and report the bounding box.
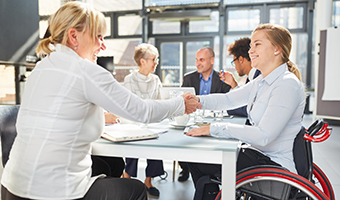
[185,24,306,200]
[179,47,231,182]
[121,43,164,197]
[0,2,200,200]
[221,37,261,117]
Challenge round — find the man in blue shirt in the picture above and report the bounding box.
[179,47,231,182]
[182,47,231,96]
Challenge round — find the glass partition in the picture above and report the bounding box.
[39,20,48,38]
[148,0,219,6]
[225,0,298,5]
[0,65,16,105]
[152,20,181,34]
[333,1,340,27]
[270,6,304,29]
[160,42,182,87]
[227,8,260,32]
[105,17,112,37]
[189,11,219,33]
[98,38,142,83]
[118,14,142,36]
[93,0,142,12]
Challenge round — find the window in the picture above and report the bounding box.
[225,0,298,5]
[333,1,340,27]
[105,17,112,37]
[38,0,60,15]
[189,11,219,33]
[98,38,142,82]
[160,42,182,86]
[0,65,16,105]
[39,20,48,38]
[227,8,261,33]
[270,6,304,30]
[148,0,219,7]
[93,0,142,12]
[118,14,142,36]
[152,20,181,34]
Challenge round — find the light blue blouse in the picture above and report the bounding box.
[199,63,305,173]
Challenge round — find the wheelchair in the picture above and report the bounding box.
[212,119,335,200]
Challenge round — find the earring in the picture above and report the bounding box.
[274,52,277,55]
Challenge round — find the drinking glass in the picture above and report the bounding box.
[194,109,205,124]
[213,110,223,121]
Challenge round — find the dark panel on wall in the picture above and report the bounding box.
[97,56,114,73]
[0,0,40,63]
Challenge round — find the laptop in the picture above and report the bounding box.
[102,124,159,142]
[160,87,196,99]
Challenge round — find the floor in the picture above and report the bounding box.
[0,114,339,200]
[140,114,340,200]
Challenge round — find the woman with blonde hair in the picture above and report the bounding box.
[186,24,305,200]
[1,2,199,200]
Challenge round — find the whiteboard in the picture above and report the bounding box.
[322,27,340,100]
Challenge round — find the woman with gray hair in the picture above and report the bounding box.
[122,43,163,196]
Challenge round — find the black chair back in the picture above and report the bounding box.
[293,119,325,181]
[293,126,309,179]
[0,105,20,167]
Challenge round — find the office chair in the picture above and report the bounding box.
[0,105,20,167]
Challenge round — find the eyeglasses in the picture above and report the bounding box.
[146,57,159,64]
[231,57,239,67]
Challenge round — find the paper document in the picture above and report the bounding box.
[102,124,159,142]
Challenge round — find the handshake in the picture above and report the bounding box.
[181,93,202,114]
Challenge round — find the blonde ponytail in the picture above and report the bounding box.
[36,37,54,58]
[287,60,302,82]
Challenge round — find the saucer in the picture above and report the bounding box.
[170,122,195,129]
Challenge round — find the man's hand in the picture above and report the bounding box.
[186,125,211,136]
[104,112,120,124]
[182,92,202,114]
[219,70,238,89]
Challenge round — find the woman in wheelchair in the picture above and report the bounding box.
[186,24,306,200]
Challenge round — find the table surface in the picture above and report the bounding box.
[92,115,247,199]
[92,116,246,163]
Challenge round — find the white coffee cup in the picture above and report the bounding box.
[175,114,190,126]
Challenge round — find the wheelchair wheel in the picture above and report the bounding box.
[313,163,335,200]
[235,166,329,200]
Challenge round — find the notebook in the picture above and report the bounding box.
[159,87,196,99]
[101,124,159,142]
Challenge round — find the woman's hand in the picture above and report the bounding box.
[104,112,120,124]
[219,71,238,89]
[186,125,211,137]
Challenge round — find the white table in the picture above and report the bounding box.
[92,116,247,199]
